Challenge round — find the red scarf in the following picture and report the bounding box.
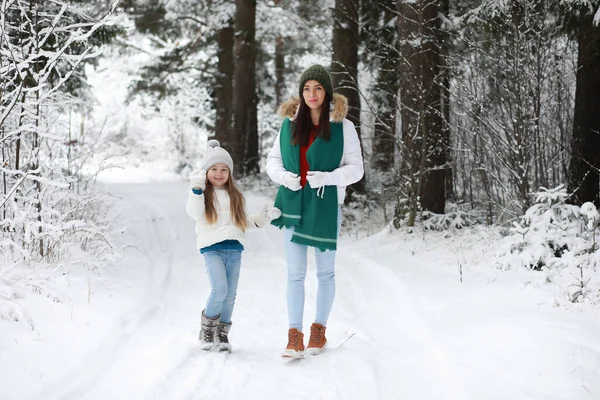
[299,126,318,187]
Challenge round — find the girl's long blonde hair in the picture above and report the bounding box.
[203,173,248,231]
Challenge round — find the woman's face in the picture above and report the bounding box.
[302,80,326,112]
[207,163,230,187]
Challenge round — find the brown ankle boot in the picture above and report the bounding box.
[306,323,327,354]
[282,328,304,358]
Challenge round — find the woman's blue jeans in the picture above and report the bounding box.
[284,207,341,331]
[202,250,242,324]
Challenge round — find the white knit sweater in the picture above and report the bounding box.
[185,187,262,250]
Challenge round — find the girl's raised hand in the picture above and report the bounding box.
[189,169,207,191]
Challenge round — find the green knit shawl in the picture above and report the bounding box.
[271,118,343,251]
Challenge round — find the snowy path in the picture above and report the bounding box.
[3,181,600,400]
[39,181,458,400]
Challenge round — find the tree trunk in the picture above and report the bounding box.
[332,0,365,197]
[33,4,43,257]
[1,127,6,223]
[568,9,600,207]
[215,21,234,151]
[439,0,453,201]
[274,0,285,108]
[275,35,285,108]
[419,0,445,214]
[396,0,421,226]
[396,0,445,223]
[233,0,258,175]
[371,3,398,172]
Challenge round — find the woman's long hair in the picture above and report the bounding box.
[291,93,332,146]
[203,172,248,231]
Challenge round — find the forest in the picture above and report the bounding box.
[2,3,600,397]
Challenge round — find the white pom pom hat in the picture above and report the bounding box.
[201,139,234,172]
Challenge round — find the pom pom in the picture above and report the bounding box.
[207,139,220,148]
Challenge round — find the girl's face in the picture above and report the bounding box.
[207,163,230,187]
[302,80,326,112]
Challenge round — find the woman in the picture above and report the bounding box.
[266,64,364,358]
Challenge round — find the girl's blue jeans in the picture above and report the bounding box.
[284,207,341,331]
[202,250,242,324]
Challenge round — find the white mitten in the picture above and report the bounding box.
[267,206,282,220]
[281,172,302,191]
[306,171,329,189]
[257,205,282,225]
[189,169,207,191]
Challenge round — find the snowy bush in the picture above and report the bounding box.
[421,210,481,231]
[495,186,600,304]
[392,199,484,231]
[340,193,387,239]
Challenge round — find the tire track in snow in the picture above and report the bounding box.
[147,346,229,400]
[44,256,173,400]
[42,191,177,400]
[335,248,471,400]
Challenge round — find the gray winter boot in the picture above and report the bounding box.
[216,321,232,352]
[199,310,220,351]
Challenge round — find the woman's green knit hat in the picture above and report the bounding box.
[298,64,333,98]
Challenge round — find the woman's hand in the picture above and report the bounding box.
[306,171,330,189]
[281,172,302,191]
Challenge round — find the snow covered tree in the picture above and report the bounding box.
[127,0,232,172]
[450,0,576,220]
[127,1,335,177]
[1,0,122,262]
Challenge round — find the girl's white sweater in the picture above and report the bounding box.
[185,187,263,250]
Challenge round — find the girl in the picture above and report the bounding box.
[186,139,280,352]
[266,64,364,358]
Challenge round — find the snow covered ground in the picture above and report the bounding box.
[2,177,600,400]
